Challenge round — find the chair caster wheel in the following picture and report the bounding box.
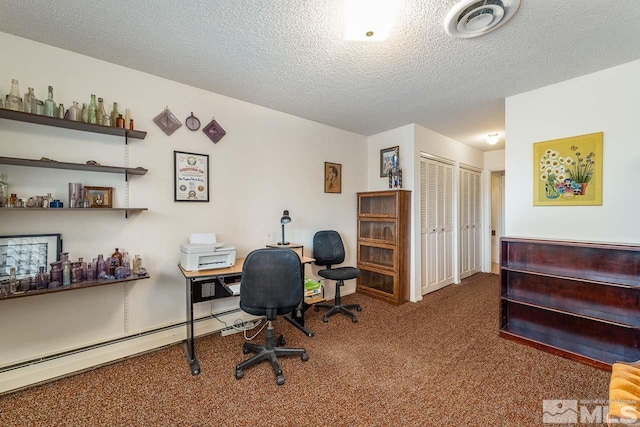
[243,347,251,354]
[323,317,329,323]
[277,336,286,346]
[276,375,285,386]
[352,316,358,323]
[301,352,309,362]
[356,306,362,312]
[235,369,244,380]
[314,306,319,312]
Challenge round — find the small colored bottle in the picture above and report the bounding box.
[9,193,17,207]
[111,248,123,266]
[43,86,56,117]
[110,102,119,127]
[88,94,98,124]
[62,263,71,286]
[116,114,125,129]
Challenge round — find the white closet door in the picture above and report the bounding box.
[472,172,482,273]
[459,170,470,278]
[421,157,454,294]
[460,168,482,279]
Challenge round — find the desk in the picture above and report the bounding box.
[179,255,315,376]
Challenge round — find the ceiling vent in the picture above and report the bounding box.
[444,0,520,38]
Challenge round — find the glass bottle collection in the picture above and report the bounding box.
[0,249,146,297]
[0,79,136,130]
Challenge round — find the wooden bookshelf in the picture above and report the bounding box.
[500,237,640,371]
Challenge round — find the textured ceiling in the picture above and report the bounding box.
[1,0,640,151]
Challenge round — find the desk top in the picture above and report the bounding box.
[179,256,315,279]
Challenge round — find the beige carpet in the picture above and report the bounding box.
[0,273,610,426]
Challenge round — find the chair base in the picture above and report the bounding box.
[314,280,362,323]
[235,323,308,385]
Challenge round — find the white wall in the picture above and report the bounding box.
[484,149,505,172]
[0,32,367,377]
[505,59,640,243]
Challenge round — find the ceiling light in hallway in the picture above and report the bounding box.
[487,133,500,145]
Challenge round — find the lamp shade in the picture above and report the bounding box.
[281,210,291,224]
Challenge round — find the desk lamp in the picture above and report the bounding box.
[278,210,291,245]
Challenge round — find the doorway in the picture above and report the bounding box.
[491,172,505,274]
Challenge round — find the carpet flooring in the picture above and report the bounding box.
[0,273,611,426]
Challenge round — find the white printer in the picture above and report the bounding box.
[180,233,237,271]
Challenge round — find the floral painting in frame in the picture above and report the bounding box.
[533,132,603,206]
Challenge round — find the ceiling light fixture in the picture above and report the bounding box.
[487,133,500,145]
[344,0,401,41]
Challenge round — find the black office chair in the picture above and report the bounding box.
[312,230,362,323]
[235,248,309,385]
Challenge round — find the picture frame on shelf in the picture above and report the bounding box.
[0,233,61,279]
[324,162,342,194]
[84,186,113,208]
[380,146,399,177]
[174,151,209,202]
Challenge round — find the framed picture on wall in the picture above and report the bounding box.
[324,162,342,194]
[174,151,209,202]
[533,132,603,206]
[380,146,399,177]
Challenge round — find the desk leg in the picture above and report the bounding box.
[182,277,200,375]
[284,304,314,337]
[284,261,314,337]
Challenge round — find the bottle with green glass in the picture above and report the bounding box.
[81,103,88,123]
[43,86,57,117]
[110,102,119,127]
[88,94,97,124]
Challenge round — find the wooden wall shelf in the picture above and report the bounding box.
[0,108,146,140]
[500,237,640,371]
[0,156,147,175]
[0,274,150,301]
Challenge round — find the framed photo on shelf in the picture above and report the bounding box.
[84,186,113,208]
[380,146,399,177]
[324,162,342,194]
[174,151,209,202]
[0,233,61,279]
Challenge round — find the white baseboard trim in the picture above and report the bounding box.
[0,310,258,395]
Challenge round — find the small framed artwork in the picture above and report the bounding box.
[380,146,399,177]
[174,151,209,202]
[324,162,342,194]
[84,186,113,208]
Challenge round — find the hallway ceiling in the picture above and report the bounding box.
[1,0,639,151]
